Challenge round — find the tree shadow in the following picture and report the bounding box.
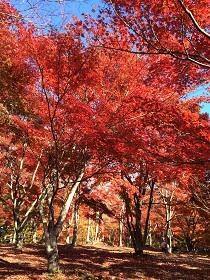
[0,244,209,279]
[58,245,210,279]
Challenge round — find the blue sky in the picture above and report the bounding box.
[10,1,210,115]
[186,85,210,114]
[11,0,103,28]
[201,103,210,114]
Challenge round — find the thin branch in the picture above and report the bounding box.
[177,0,210,40]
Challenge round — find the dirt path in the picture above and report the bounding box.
[0,244,209,279]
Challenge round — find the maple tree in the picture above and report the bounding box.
[0,0,210,275]
[0,1,47,249]
[101,0,210,69]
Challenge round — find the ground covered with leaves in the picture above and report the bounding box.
[0,244,210,279]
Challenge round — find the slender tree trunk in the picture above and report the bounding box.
[31,220,37,244]
[71,200,80,247]
[166,217,173,254]
[32,231,37,244]
[119,204,125,247]
[86,217,91,243]
[12,228,16,244]
[133,193,143,255]
[94,211,100,242]
[161,188,174,254]
[148,221,152,246]
[143,181,154,245]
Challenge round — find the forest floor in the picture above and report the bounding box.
[0,243,210,280]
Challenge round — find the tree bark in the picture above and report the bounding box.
[15,229,24,249]
[161,188,174,254]
[39,170,85,273]
[119,204,124,247]
[143,181,154,245]
[45,228,59,274]
[71,199,80,247]
[123,190,144,255]
[94,211,100,242]
[86,217,91,243]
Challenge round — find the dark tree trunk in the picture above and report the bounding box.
[133,193,144,255]
[143,181,154,245]
[185,235,195,252]
[123,190,144,256]
[133,229,144,255]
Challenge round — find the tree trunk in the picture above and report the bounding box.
[148,221,152,246]
[185,235,195,252]
[166,225,173,254]
[39,171,84,274]
[13,218,24,249]
[94,211,100,242]
[15,230,24,249]
[124,193,144,255]
[45,228,59,274]
[12,228,16,244]
[71,200,80,247]
[143,181,154,245]
[31,220,37,244]
[133,193,143,255]
[133,227,143,255]
[86,217,91,243]
[164,189,174,254]
[32,230,37,244]
[119,204,125,247]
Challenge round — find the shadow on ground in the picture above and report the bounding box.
[0,244,210,279]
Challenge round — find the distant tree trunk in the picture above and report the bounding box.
[94,211,100,242]
[166,214,173,254]
[9,151,42,249]
[12,230,16,244]
[32,230,37,244]
[31,219,37,244]
[119,204,125,247]
[161,188,174,254]
[86,217,91,243]
[71,198,80,247]
[65,210,74,244]
[143,181,155,245]
[101,220,104,242]
[147,221,152,246]
[185,235,195,252]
